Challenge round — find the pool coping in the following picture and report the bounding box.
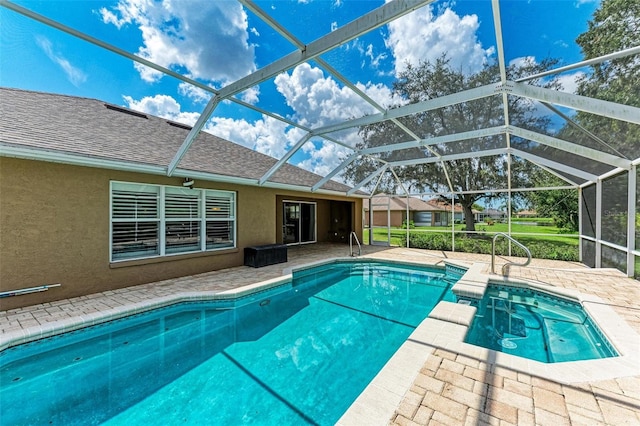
[337,260,640,426]
[0,274,292,352]
[1,256,638,425]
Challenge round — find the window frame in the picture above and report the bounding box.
[110,181,236,262]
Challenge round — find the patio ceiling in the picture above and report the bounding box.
[2,0,639,197]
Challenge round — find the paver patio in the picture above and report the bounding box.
[1,244,638,425]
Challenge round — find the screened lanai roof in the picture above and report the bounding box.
[1,0,639,197]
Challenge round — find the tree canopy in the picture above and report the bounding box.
[343,56,560,231]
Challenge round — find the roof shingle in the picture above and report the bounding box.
[0,88,353,193]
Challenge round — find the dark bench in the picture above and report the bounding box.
[244,244,288,268]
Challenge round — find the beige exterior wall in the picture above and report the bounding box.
[0,157,362,310]
[364,210,405,227]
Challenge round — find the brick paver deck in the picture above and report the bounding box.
[1,244,638,425]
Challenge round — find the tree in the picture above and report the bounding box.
[563,0,640,158]
[343,55,560,232]
[525,172,579,231]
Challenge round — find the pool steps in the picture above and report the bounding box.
[449,262,489,300]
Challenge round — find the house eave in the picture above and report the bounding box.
[0,144,356,198]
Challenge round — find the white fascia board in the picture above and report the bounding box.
[313,83,499,136]
[0,144,165,175]
[512,149,599,181]
[388,148,507,167]
[0,144,355,197]
[508,81,640,125]
[359,126,506,156]
[508,126,631,169]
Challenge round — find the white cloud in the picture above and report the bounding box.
[556,72,585,94]
[385,5,494,76]
[123,94,200,125]
[35,36,87,86]
[206,115,302,158]
[238,86,260,105]
[100,0,256,84]
[274,63,384,128]
[298,140,352,178]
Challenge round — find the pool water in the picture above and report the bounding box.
[464,285,618,363]
[0,261,455,425]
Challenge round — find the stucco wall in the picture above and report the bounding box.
[365,211,405,227]
[0,157,362,310]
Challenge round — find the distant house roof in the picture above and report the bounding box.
[0,87,353,194]
[481,208,507,216]
[364,195,449,212]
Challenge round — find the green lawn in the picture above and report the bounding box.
[366,219,579,261]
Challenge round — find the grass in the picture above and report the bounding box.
[366,219,580,261]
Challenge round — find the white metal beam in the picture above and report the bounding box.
[218,0,434,100]
[359,126,506,155]
[508,126,631,169]
[627,165,636,277]
[388,148,507,167]
[347,164,388,195]
[0,0,324,141]
[311,153,359,192]
[529,161,581,187]
[258,133,312,185]
[0,1,214,95]
[540,102,628,159]
[312,83,499,136]
[512,149,599,181]
[508,81,640,125]
[167,96,221,176]
[517,45,640,83]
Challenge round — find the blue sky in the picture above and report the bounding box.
[0,0,600,177]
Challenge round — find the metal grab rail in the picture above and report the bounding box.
[349,231,362,257]
[491,233,531,275]
[0,283,61,298]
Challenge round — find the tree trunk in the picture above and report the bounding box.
[463,203,476,232]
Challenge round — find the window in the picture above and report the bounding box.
[111,182,235,261]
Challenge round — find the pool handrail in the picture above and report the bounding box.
[350,231,362,257]
[491,233,531,275]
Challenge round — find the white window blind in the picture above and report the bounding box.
[110,182,236,261]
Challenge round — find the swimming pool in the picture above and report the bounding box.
[464,284,618,363]
[0,260,456,425]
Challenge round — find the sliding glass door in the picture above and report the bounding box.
[283,201,316,245]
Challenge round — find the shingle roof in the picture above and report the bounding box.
[0,87,353,193]
[363,195,449,212]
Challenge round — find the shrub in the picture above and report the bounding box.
[402,219,415,229]
[404,231,579,262]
